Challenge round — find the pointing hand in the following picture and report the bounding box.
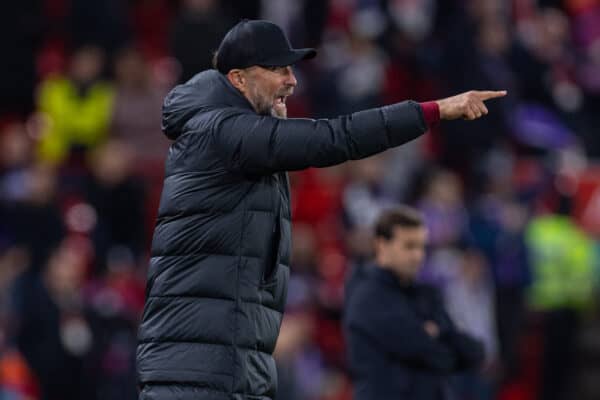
[436,90,507,120]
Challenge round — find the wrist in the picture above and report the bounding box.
[419,101,440,126]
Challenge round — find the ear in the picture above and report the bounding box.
[374,238,388,265]
[227,69,246,92]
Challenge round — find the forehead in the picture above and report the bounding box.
[245,65,290,77]
[391,226,428,241]
[242,67,274,85]
[245,66,271,76]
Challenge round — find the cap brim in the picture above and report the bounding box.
[260,48,317,67]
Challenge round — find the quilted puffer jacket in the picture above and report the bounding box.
[136,69,429,400]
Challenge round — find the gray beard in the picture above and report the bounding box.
[249,91,286,119]
[254,99,286,119]
[271,108,287,119]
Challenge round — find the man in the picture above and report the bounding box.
[136,19,504,400]
[343,207,485,400]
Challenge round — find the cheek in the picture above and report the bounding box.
[266,79,282,95]
[247,84,270,110]
[391,243,407,260]
[257,82,275,101]
[413,249,425,263]
[399,247,421,263]
[251,84,263,101]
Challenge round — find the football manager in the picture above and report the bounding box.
[344,206,485,400]
[136,19,506,400]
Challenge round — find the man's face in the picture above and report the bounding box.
[229,65,297,118]
[375,226,428,281]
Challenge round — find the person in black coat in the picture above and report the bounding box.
[344,206,485,400]
[136,19,505,400]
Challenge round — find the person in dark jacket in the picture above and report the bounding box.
[344,206,485,400]
[136,19,505,400]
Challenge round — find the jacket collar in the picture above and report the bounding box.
[161,69,255,139]
[369,264,415,290]
[212,71,255,110]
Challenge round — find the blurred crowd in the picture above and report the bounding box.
[1,0,600,399]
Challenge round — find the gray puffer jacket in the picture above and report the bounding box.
[136,69,429,400]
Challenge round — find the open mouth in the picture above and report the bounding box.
[274,96,287,107]
[271,91,293,116]
[272,96,288,116]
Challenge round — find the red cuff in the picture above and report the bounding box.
[419,101,440,127]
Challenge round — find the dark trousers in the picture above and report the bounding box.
[538,309,579,400]
[495,287,526,380]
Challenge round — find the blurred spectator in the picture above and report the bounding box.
[0,1,44,117]
[68,0,131,54]
[90,246,146,321]
[343,155,395,229]
[0,245,28,333]
[0,346,38,400]
[84,247,144,399]
[416,168,468,249]
[0,123,34,202]
[1,164,65,271]
[436,3,513,168]
[470,150,532,381]
[275,312,322,400]
[288,223,320,299]
[388,0,437,42]
[111,46,170,166]
[260,0,330,48]
[12,238,101,400]
[275,223,328,400]
[84,139,146,273]
[261,0,304,35]
[0,244,38,399]
[170,0,232,82]
[342,155,396,265]
[413,164,501,400]
[443,248,499,400]
[36,46,114,165]
[512,7,572,107]
[9,237,140,400]
[314,28,388,116]
[526,193,596,400]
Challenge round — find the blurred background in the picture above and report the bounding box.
[1,0,600,399]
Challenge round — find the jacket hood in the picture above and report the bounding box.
[161,69,253,140]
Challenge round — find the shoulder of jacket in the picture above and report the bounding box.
[347,274,392,306]
[214,106,256,122]
[416,283,443,302]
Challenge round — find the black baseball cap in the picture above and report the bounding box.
[214,19,317,74]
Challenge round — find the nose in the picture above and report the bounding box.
[284,66,297,87]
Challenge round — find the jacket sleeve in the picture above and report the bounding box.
[431,292,485,371]
[211,101,427,175]
[442,331,485,371]
[346,288,458,373]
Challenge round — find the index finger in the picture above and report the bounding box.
[476,90,507,100]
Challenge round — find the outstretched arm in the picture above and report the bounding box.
[212,90,506,175]
[212,101,429,175]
